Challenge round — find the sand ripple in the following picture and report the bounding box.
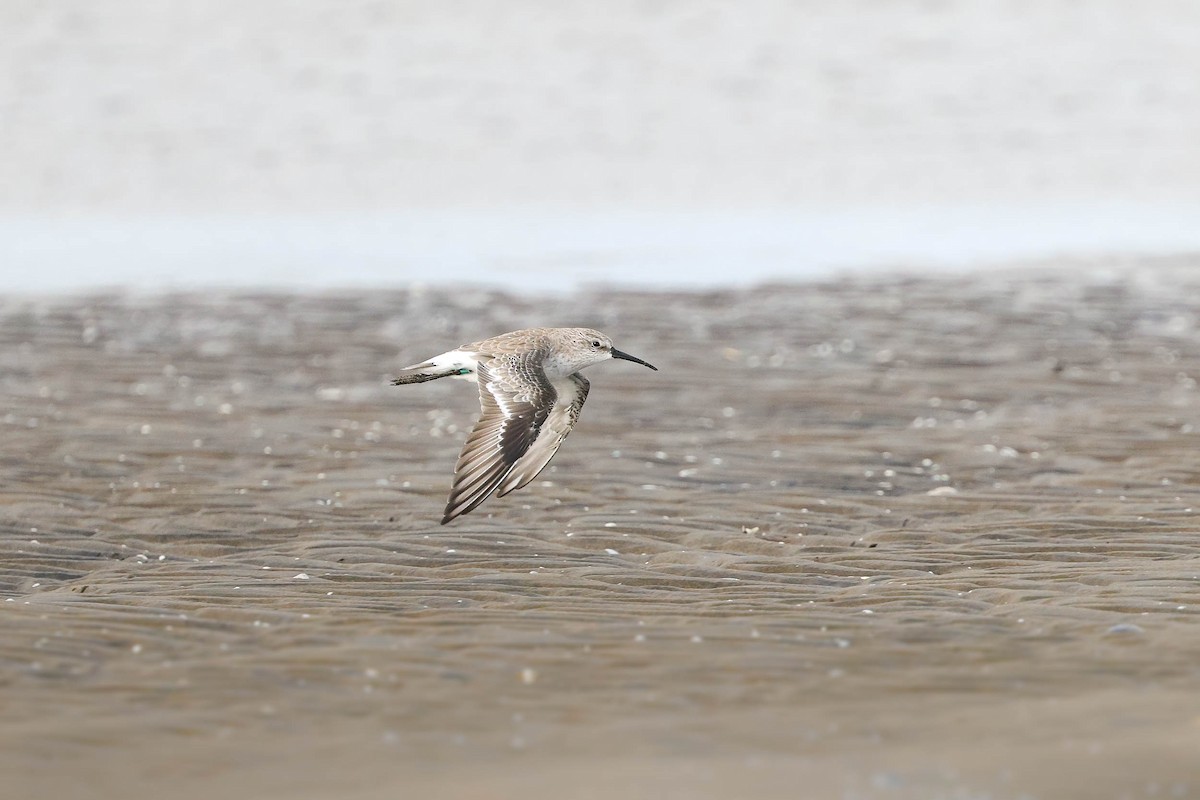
[3,268,1200,797]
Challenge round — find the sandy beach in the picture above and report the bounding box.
[3,266,1199,798]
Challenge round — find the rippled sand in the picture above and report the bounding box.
[3,267,1200,798]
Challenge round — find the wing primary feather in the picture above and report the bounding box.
[440,356,556,523]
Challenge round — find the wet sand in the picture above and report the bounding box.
[3,266,1200,798]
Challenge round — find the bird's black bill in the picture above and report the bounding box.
[611,348,658,371]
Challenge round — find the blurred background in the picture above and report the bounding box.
[2,0,1200,291]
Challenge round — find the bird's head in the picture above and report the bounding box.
[570,328,657,372]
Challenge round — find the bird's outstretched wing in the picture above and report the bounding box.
[496,373,589,497]
[441,354,554,524]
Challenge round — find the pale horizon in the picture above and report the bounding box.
[3,1,1199,291]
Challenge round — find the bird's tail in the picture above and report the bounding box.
[391,362,463,385]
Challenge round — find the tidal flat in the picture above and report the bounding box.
[2,266,1199,798]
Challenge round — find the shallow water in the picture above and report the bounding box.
[8,205,1200,293]
[3,267,1200,798]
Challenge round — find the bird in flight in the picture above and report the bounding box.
[392,327,657,524]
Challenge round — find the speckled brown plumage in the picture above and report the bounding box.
[391,327,656,524]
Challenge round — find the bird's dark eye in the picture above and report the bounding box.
[591,340,601,348]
